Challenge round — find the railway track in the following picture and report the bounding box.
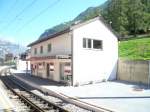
[1,76,68,112]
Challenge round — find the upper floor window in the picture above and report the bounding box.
[34,48,37,54]
[83,38,103,50]
[83,38,86,48]
[87,39,92,48]
[93,40,102,49]
[83,38,92,48]
[40,46,43,54]
[48,44,51,52]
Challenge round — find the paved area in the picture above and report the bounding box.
[13,72,150,112]
[13,73,65,86]
[0,66,14,112]
[0,80,14,112]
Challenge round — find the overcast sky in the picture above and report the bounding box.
[0,0,107,46]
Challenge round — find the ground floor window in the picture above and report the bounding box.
[49,62,54,71]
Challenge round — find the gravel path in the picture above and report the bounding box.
[31,89,92,112]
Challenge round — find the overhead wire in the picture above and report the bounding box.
[0,0,18,21]
[14,0,61,33]
[0,0,37,32]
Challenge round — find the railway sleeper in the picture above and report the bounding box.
[4,77,69,112]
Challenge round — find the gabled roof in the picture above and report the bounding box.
[28,28,70,47]
[28,16,119,47]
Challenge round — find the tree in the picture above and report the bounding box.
[103,0,128,36]
[102,0,150,37]
[142,0,150,32]
[127,0,145,36]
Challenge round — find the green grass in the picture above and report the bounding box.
[119,36,150,60]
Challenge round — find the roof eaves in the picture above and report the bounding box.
[70,15,120,39]
[28,16,120,47]
[27,28,70,47]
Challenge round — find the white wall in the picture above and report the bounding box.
[72,19,118,85]
[31,32,71,57]
[17,60,31,71]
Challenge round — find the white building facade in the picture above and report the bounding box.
[28,17,118,86]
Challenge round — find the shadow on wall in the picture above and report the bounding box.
[107,61,118,81]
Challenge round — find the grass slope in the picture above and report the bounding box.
[119,37,150,60]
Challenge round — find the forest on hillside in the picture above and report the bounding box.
[40,0,150,39]
[102,0,150,37]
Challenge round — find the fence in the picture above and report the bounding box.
[117,59,150,85]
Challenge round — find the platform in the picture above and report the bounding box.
[13,73,150,112]
[0,80,14,112]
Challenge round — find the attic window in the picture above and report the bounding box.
[93,40,102,49]
[83,38,86,48]
[87,39,91,48]
[83,38,103,50]
[83,38,91,48]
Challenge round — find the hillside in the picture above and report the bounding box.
[39,1,109,40]
[39,0,150,40]
[119,37,150,60]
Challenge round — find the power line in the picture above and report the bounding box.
[0,0,37,32]
[0,0,18,21]
[14,0,61,33]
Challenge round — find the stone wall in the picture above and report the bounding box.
[117,59,150,84]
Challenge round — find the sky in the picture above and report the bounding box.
[0,0,107,47]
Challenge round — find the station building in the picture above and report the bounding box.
[28,16,118,86]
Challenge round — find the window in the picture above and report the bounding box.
[93,40,102,49]
[87,39,91,48]
[83,38,103,50]
[38,63,43,69]
[48,44,51,52]
[34,48,37,54]
[83,38,92,48]
[40,46,43,54]
[83,38,86,48]
[65,62,71,66]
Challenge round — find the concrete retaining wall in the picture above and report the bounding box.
[117,59,150,85]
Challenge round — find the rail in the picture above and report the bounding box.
[1,76,68,112]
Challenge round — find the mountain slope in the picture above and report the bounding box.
[39,1,109,40]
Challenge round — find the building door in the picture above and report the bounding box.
[60,63,72,82]
[47,63,50,78]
